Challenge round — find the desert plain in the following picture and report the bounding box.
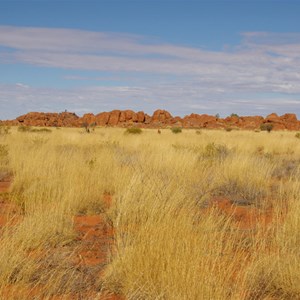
[0,113,300,299]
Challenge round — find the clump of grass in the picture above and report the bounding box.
[125,127,142,134]
[1,126,300,299]
[0,144,9,158]
[195,130,201,135]
[295,132,300,139]
[18,125,32,132]
[201,142,230,161]
[225,127,232,132]
[171,127,182,134]
[30,128,52,133]
[260,123,273,132]
[0,125,11,135]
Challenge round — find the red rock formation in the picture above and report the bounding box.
[239,116,264,130]
[183,114,219,128]
[151,109,173,125]
[108,110,121,126]
[95,112,110,126]
[78,113,96,127]
[1,110,299,131]
[15,112,79,127]
[137,111,145,123]
[280,113,300,130]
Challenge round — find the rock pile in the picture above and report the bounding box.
[1,110,300,131]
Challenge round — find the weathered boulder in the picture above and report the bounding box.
[183,114,218,128]
[108,110,121,126]
[239,116,264,130]
[78,113,96,126]
[137,111,145,123]
[95,112,110,126]
[151,109,173,124]
[15,112,79,127]
[265,113,281,123]
[280,113,300,130]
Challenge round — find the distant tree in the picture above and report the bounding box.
[230,113,239,118]
[215,113,220,119]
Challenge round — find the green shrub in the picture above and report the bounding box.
[30,128,52,133]
[125,127,142,134]
[18,126,52,133]
[295,132,300,139]
[171,127,182,134]
[230,113,239,118]
[18,125,32,132]
[260,123,273,133]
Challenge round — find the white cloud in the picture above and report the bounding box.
[0,26,300,118]
[0,83,299,120]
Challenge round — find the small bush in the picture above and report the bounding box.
[171,127,182,134]
[225,127,232,132]
[18,126,52,133]
[260,123,273,132]
[125,127,142,134]
[30,128,52,133]
[295,132,300,139]
[18,125,32,132]
[202,142,230,161]
[195,130,202,135]
[0,125,11,135]
[230,113,239,118]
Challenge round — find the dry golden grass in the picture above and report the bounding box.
[0,126,299,299]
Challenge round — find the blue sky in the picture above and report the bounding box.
[1,0,300,119]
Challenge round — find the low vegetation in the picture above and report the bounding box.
[18,125,52,133]
[0,127,299,299]
[171,127,182,134]
[125,127,142,134]
[260,123,274,132]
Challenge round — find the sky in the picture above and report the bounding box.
[0,0,300,119]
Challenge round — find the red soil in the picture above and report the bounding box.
[72,193,123,299]
[0,182,124,300]
[0,177,22,229]
[210,197,273,230]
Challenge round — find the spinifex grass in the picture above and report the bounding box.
[0,127,299,299]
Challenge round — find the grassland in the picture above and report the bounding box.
[0,126,300,299]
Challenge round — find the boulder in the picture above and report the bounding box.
[183,114,217,128]
[108,110,121,126]
[95,112,110,126]
[15,112,79,127]
[137,111,145,123]
[151,109,173,124]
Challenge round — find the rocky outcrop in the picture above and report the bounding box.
[15,112,79,127]
[151,110,173,125]
[1,110,300,131]
[261,113,300,130]
[182,114,221,128]
[95,112,110,126]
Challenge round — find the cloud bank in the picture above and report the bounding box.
[0,26,300,118]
